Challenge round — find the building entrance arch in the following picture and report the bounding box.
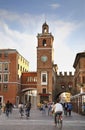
[21,89,37,107]
[53,88,73,103]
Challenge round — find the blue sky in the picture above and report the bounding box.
[0,0,85,74]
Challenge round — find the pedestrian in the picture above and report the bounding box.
[25,101,31,117]
[18,102,24,117]
[5,100,11,117]
[67,102,72,116]
[2,102,5,113]
[9,102,13,113]
[42,103,46,114]
[63,102,68,116]
[48,102,52,116]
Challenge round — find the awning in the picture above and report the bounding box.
[39,93,51,96]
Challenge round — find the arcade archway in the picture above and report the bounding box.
[21,88,37,107]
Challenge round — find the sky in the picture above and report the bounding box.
[0,0,85,74]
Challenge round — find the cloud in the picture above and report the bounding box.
[0,20,37,71]
[50,21,77,73]
[49,3,60,9]
[0,9,84,73]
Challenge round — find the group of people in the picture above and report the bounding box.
[0,100,13,117]
[0,100,32,118]
[42,99,73,126]
[63,102,73,116]
[18,101,31,118]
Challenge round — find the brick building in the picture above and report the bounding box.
[21,72,37,107]
[73,51,85,93]
[53,72,74,100]
[0,49,29,105]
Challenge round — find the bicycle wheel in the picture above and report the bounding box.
[58,119,62,129]
[56,115,62,129]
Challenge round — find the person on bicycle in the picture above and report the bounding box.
[52,98,63,125]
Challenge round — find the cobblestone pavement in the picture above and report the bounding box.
[0,107,85,130]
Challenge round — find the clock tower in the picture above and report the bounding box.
[37,22,54,103]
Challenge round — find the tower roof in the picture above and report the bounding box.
[42,22,48,27]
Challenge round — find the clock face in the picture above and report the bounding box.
[41,56,48,62]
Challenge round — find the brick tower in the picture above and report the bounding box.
[37,22,54,103]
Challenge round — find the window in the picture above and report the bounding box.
[3,84,8,92]
[3,74,8,82]
[17,75,19,80]
[27,77,29,82]
[20,66,22,71]
[18,64,19,70]
[34,77,37,82]
[41,72,47,85]
[4,52,8,58]
[43,39,47,46]
[3,63,9,71]
[0,53,2,57]
[30,77,33,82]
[82,76,85,83]
[0,74,2,82]
[0,84,1,91]
[0,63,2,71]
[42,88,46,93]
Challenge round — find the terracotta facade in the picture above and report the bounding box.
[0,49,29,105]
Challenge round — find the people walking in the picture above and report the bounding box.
[67,102,72,116]
[48,102,52,116]
[5,100,11,117]
[18,102,24,118]
[25,101,31,118]
[63,102,68,116]
[42,103,46,114]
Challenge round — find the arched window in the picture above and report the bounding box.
[42,39,47,46]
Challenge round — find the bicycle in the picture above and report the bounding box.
[55,112,63,129]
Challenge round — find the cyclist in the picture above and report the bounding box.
[52,98,63,126]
